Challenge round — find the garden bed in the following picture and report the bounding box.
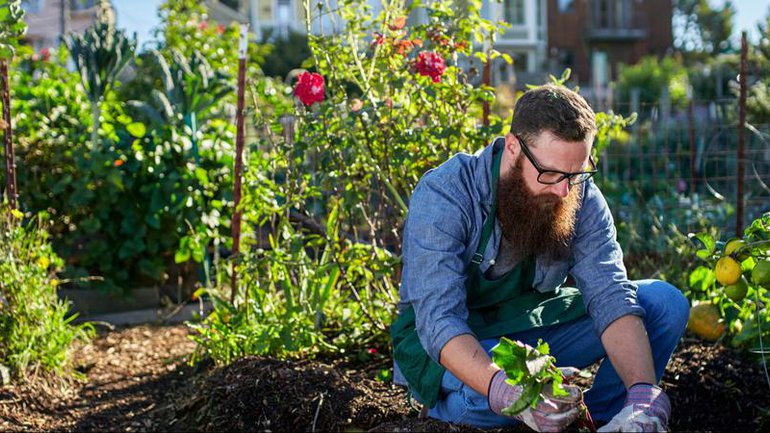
[1,325,768,432]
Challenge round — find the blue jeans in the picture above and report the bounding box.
[427,279,690,428]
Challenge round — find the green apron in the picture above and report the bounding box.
[391,144,587,408]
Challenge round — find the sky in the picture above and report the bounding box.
[111,0,770,50]
[715,0,770,44]
[112,0,161,51]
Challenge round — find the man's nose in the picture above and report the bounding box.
[549,179,570,198]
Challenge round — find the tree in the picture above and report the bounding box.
[673,0,736,57]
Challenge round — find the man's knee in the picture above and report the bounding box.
[635,279,689,335]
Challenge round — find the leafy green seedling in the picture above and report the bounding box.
[490,337,568,416]
[491,337,597,432]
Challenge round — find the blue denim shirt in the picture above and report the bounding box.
[395,137,645,382]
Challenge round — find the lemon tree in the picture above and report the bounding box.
[687,212,770,349]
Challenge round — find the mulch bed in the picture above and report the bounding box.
[1,325,768,432]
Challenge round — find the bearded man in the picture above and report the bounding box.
[391,84,689,432]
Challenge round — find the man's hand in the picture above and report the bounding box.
[488,370,582,432]
[597,383,670,432]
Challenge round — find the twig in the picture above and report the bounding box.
[334,255,386,331]
[311,391,325,433]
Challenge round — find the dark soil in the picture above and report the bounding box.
[1,325,768,432]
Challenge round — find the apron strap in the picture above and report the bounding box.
[469,138,504,268]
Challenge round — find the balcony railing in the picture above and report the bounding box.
[585,7,648,41]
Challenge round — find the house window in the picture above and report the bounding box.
[594,0,632,28]
[21,0,44,13]
[221,0,240,11]
[557,0,574,13]
[504,0,525,26]
[71,0,96,11]
[276,0,292,38]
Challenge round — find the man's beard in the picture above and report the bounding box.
[496,155,583,262]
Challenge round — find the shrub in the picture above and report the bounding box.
[688,213,770,351]
[0,206,93,379]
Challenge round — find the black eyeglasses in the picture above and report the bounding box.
[515,135,597,186]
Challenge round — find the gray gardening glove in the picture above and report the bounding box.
[597,383,670,432]
[488,369,583,432]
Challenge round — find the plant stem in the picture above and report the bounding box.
[90,100,101,149]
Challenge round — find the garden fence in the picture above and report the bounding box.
[592,96,769,254]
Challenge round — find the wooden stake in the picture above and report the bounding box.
[231,24,248,303]
[1,59,17,210]
[482,52,491,127]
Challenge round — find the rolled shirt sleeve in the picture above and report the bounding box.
[399,172,477,363]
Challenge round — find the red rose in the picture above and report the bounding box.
[294,72,325,106]
[415,51,446,83]
[216,24,226,35]
[40,48,50,61]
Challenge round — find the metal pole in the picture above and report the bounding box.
[1,59,17,210]
[736,31,747,237]
[230,24,248,303]
[687,86,696,195]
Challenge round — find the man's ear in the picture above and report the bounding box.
[504,133,519,159]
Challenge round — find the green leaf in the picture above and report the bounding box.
[491,337,565,416]
[501,380,541,416]
[126,122,146,138]
[175,248,191,264]
[689,266,715,291]
[689,232,716,254]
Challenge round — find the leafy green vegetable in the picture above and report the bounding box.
[490,337,568,416]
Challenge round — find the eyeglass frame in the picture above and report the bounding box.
[514,134,598,186]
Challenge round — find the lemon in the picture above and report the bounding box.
[715,256,742,286]
[724,276,748,302]
[687,302,725,341]
[725,239,745,256]
[751,260,770,287]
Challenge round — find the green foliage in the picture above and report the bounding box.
[0,0,26,59]
[0,206,94,379]
[490,337,567,416]
[747,13,770,124]
[616,55,690,109]
[65,0,137,147]
[6,0,290,293]
[129,49,234,129]
[674,0,736,57]
[154,0,268,74]
[9,44,239,292]
[687,213,770,351]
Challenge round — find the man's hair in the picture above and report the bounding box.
[509,84,596,144]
